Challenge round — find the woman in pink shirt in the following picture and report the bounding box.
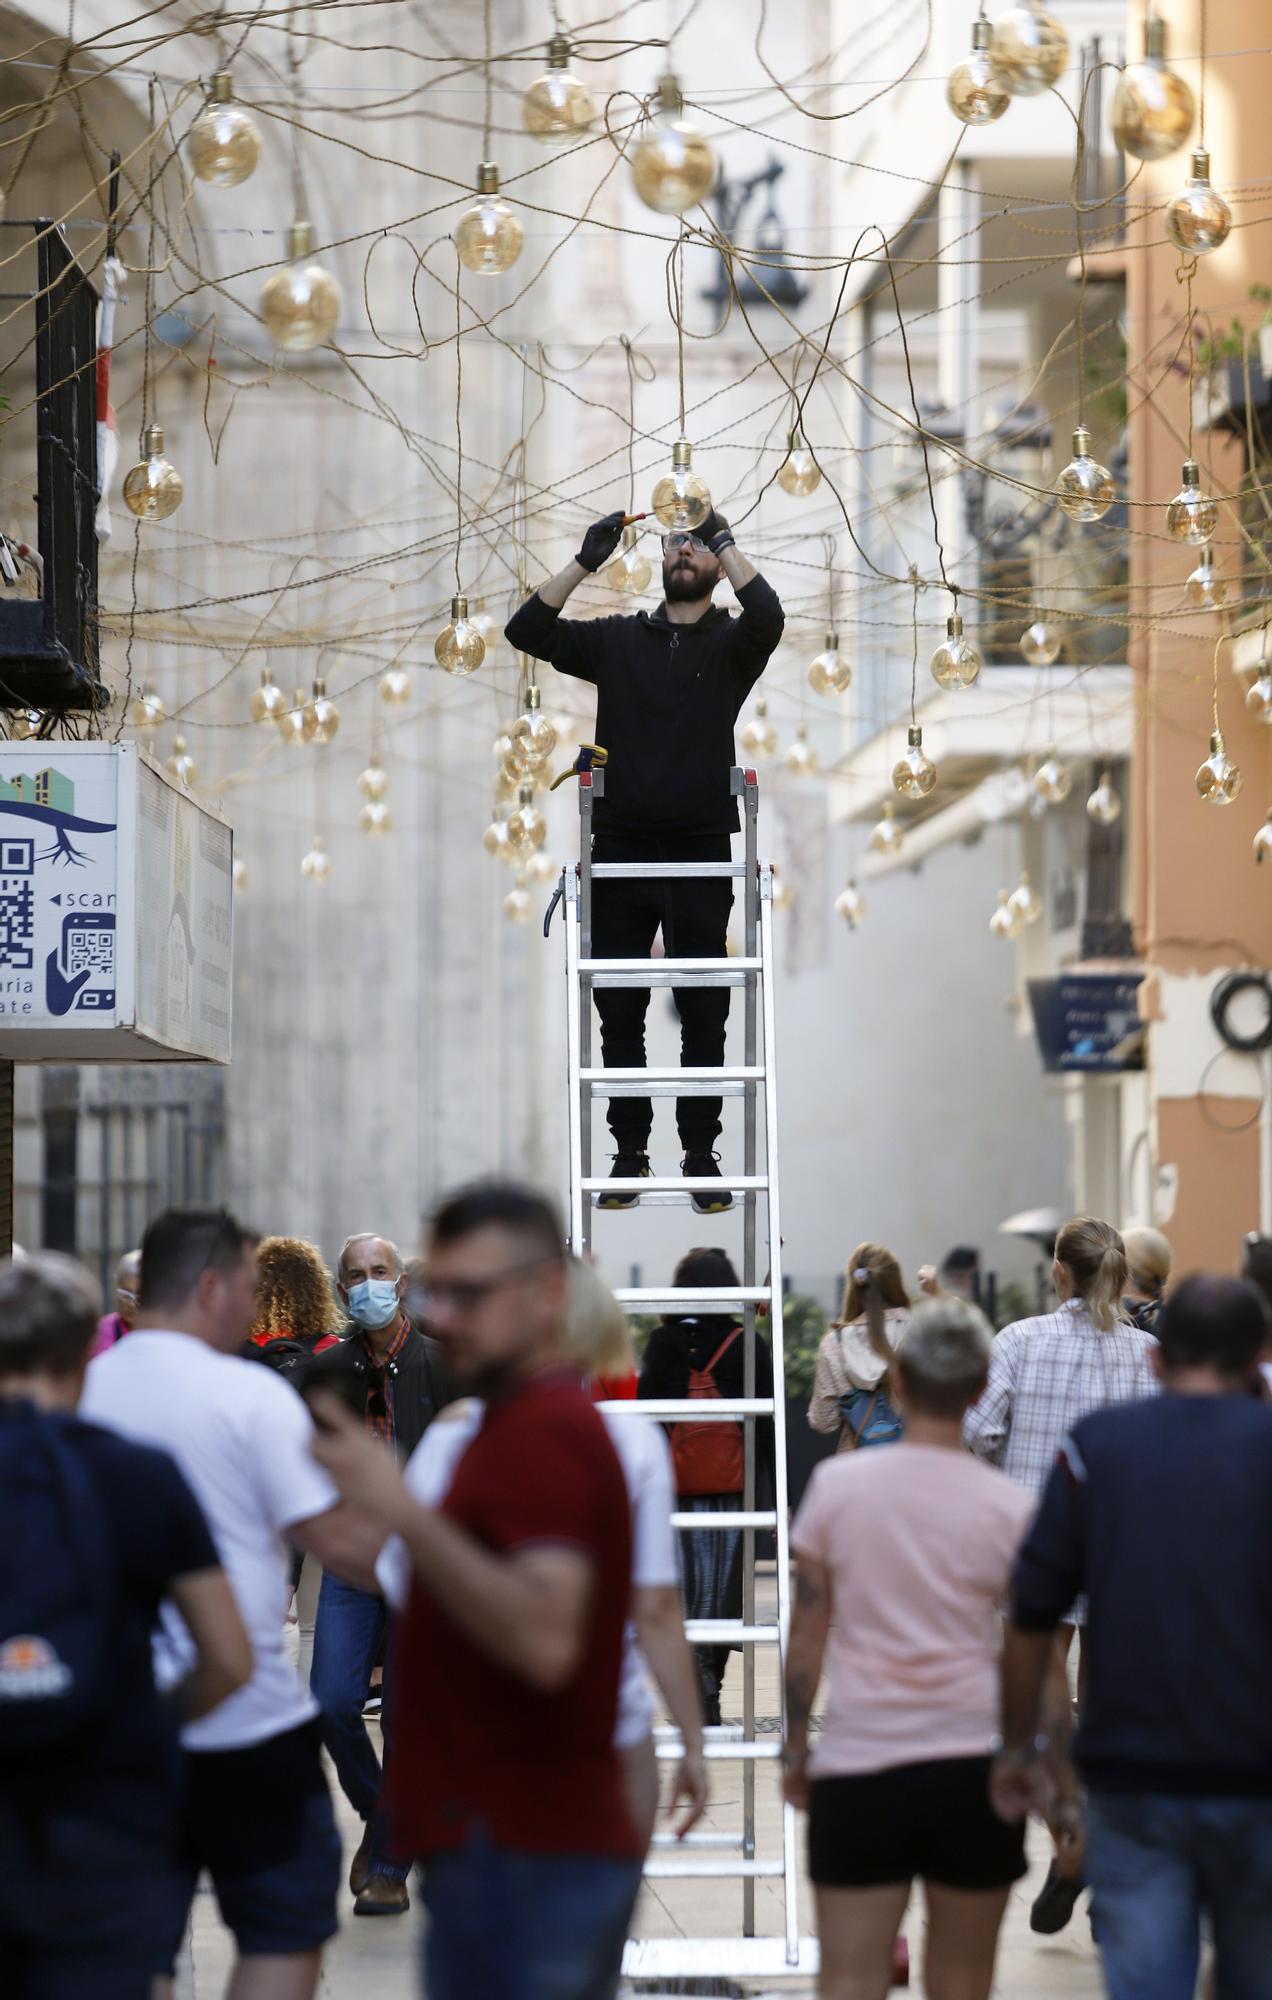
[784,1295,1036,2000]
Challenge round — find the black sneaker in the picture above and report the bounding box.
[683,1150,732,1213]
[1029,1862,1085,1935]
[598,1151,652,1209]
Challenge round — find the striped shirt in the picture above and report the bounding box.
[963,1299,1159,1497]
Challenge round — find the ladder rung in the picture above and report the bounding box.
[649,1830,745,1849]
[599,1397,774,1419]
[643,1856,785,1880]
[588,861,747,878]
[591,1188,763,1209]
[670,1509,777,1529]
[684,1620,781,1644]
[656,1737,782,1761]
[582,1174,768,1194]
[613,1285,770,1311]
[581,1065,765,1098]
[584,966,758,989]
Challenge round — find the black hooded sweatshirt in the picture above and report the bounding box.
[503,576,784,837]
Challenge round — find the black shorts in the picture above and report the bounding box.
[808,1756,1027,1892]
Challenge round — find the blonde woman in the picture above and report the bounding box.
[808,1244,910,1452]
[1121,1225,1172,1333]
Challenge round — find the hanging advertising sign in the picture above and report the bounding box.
[1027,970,1145,1074]
[0,742,232,1061]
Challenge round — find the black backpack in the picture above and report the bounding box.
[0,1407,114,1752]
[242,1336,311,1384]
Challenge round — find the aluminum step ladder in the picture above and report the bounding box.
[561,764,816,1981]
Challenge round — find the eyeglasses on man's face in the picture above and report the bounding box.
[662,532,710,556]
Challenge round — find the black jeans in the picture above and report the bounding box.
[590,831,733,1153]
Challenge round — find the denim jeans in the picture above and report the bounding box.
[422,1827,642,2000]
[1087,1790,1272,2000]
[309,1571,406,1882]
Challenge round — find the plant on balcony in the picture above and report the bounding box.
[1192,284,1272,433]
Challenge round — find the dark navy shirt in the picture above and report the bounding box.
[1012,1393,1272,1796]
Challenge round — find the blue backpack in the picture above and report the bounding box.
[0,1406,114,1752]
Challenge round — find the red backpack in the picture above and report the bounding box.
[671,1328,745,1497]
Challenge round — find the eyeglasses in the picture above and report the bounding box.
[662,533,709,555]
[413,1255,556,1318]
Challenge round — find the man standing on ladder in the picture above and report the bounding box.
[505,506,784,1211]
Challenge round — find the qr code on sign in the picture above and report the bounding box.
[0,838,35,970]
[66,924,114,977]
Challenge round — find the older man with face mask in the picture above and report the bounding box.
[305,1232,451,1916]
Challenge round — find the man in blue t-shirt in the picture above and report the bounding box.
[0,1252,250,1999]
[993,1272,1272,2000]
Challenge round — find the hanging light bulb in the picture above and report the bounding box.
[892,725,937,799]
[1087,769,1122,824]
[360,799,392,836]
[300,834,331,882]
[650,438,712,531]
[379,665,411,706]
[1055,427,1115,522]
[740,699,778,759]
[1185,544,1229,611]
[232,855,247,892]
[930,611,982,690]
[525,849,558,886]
[948,19,1010,124]
[834,880,867,929]
[510,684,558,769]
[301,677,340,745]
[504,877,534,924]
[1195,730,1242,804]
[127,686,167,731]
[260,220,342,351]
[122,424,183,522]
[808,632,851,695]
[1033,749,1072,804]
[631,72,716,215]
[1112,15,1194,162]
[523,35,595,143]
[1246,670,1272,723]
[1166,460,1218,545]
[278,690,308,747]
[989,888,1024,940]
[784,724,818,777]
[434,593,486,676]
[1019,619,1062,667]
[358,757,389,801]
[455,163,524,275]
[1008,871,1044,927]
[187,71,261,187]
[869,801,905,858]
[1254,811,1272,864]
[8,709,39,740]
[777,432,822,497]
[506,784,548,852]
[606,525,652,596]
[250,668,286,725]
[988,4,1069,97]
[1166,147,1232,255]
[483,811,514,863]
[164,734,197,788]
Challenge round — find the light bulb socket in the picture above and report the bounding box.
[312,676,326,696]
[672,437,693,469]
[620,524,638,549]
[787,428,801,450]
[908,725,922,749]
[946,611,964,639]
[172,734,188,752]
[1072,425,1092,457]
[526,683,541,709]
[972,17,992,48]
[1210,730,1224,755]
[1190,146,1211,181]
[1182,459,1200,487]
[450,593,469,621]
[518,784,533,806]
[477,162,500,194]
[143,423,164,456]
[210,70,233,103]
[825,630,838,651]
[546,33,571,66]
[756,699,768,716]
[655,71,684,114]
[289,219,314,259]
[1144,14,1166,60]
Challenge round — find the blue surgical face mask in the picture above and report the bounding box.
[345,1277,400,1329]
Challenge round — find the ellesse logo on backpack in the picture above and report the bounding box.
[0,1635,73,1701]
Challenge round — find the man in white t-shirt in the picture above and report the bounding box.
[83,1206,384,2000]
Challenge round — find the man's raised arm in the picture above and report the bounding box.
[503,511,626,678]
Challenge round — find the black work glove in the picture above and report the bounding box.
[702,507,735,554]
[575,511,626,573]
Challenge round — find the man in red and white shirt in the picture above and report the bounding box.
[310,1181,641,2000]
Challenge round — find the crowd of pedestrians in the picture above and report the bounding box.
[4,1190,1272,2000]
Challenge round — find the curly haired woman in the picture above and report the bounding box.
[246,1235,344,1369]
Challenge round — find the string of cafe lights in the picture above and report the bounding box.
[0,0,1268,928]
